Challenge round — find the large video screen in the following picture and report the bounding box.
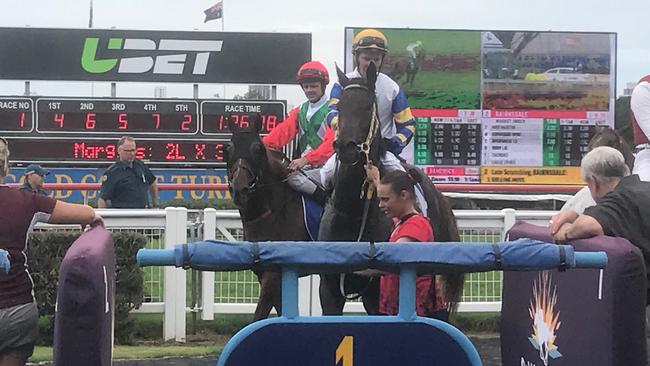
[344,28,616,185]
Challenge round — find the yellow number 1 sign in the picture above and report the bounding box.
[335,336,353,366]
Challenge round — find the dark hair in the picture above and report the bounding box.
[380,168,421,199]
[588,127,635,170]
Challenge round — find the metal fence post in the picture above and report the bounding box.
[501,208,516,241]
[163,207,187,342]
[202,208,217,320]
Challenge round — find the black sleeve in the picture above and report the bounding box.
[142,163,156,185]
[99,170,115,201]
[583,192,628,236]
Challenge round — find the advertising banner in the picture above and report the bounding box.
[0,28,311,84]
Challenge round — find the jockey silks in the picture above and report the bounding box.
[631,75,650,146]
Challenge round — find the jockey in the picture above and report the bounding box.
[262,60,334,204]
[323,29,428,215]
[631,75,650,181]
[406,40,423,65]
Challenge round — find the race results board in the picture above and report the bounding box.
[0,97,286,166]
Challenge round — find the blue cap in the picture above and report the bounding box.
[24,164,49,177]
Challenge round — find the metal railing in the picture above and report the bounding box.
[35,207,555,341]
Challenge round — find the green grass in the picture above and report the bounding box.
[30,344,221,363]
[374,29,481,55]
[402,71,481,109]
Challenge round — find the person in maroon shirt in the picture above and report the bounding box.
[365,164,447,321]
[0,138,100,366]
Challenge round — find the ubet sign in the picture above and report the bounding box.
[81,38,223,75]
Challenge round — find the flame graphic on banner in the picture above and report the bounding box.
[528,271,562,365]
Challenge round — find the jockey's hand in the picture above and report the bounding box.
[364,163,380,188]
[288,157,309,171]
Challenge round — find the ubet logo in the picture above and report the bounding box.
[81,38,223,75]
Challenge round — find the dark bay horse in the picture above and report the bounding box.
[226,115,309,320]
[319,62,465,316]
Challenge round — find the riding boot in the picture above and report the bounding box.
[312,186,329,206]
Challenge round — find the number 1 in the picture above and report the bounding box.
[335,336,353,366]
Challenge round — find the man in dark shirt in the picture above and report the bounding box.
[550,146,650,299]
[98,136,158,208]
[19,164,49,195]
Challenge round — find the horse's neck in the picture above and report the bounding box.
[332,163,366,213]
[239,176,302,240]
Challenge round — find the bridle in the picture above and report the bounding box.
[228,158,260,194]
[336,82,381,300]
[339,83,379,168]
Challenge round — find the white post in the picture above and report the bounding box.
[501,208,516,241]
[201,208,217,320]
[163,207,187,342]
[309,275,322,316]
[298,275,311,316]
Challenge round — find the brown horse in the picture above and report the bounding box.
[390,49,425,88]
[319,62,465,316]
[225,115,309,320]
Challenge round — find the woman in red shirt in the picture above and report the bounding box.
[0,138,100,366]
[365,164,448,321]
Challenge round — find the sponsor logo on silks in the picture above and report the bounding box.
[81,37,223,75]
[527,271,562,366]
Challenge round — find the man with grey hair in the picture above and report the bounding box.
[98,136,158,208]
[550,146,650,300]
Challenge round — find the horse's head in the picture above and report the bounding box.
[334,62,380,165]
[225,114,269,206]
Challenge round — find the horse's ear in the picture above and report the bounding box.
[335,64,349,86]
[366,62,377,92]
[250,113,263,134]
[225,115,238,133]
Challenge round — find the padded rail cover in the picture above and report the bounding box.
[0,248,9,274]
[502,221,646,366]
[141,238,605,274]
[53,226,115,366]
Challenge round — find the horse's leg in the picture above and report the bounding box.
[361,276,381,315]
[319,274,346,315]
[253,271,281,321]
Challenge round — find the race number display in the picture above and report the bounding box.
[0,97,34,133]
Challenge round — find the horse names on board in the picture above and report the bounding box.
[413,109,482,183]
[411,109,608,184]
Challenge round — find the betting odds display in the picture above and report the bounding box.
[345,28,616,185]
[0,98,285,166]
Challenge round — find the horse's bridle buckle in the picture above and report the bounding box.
[360,142,370,154]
